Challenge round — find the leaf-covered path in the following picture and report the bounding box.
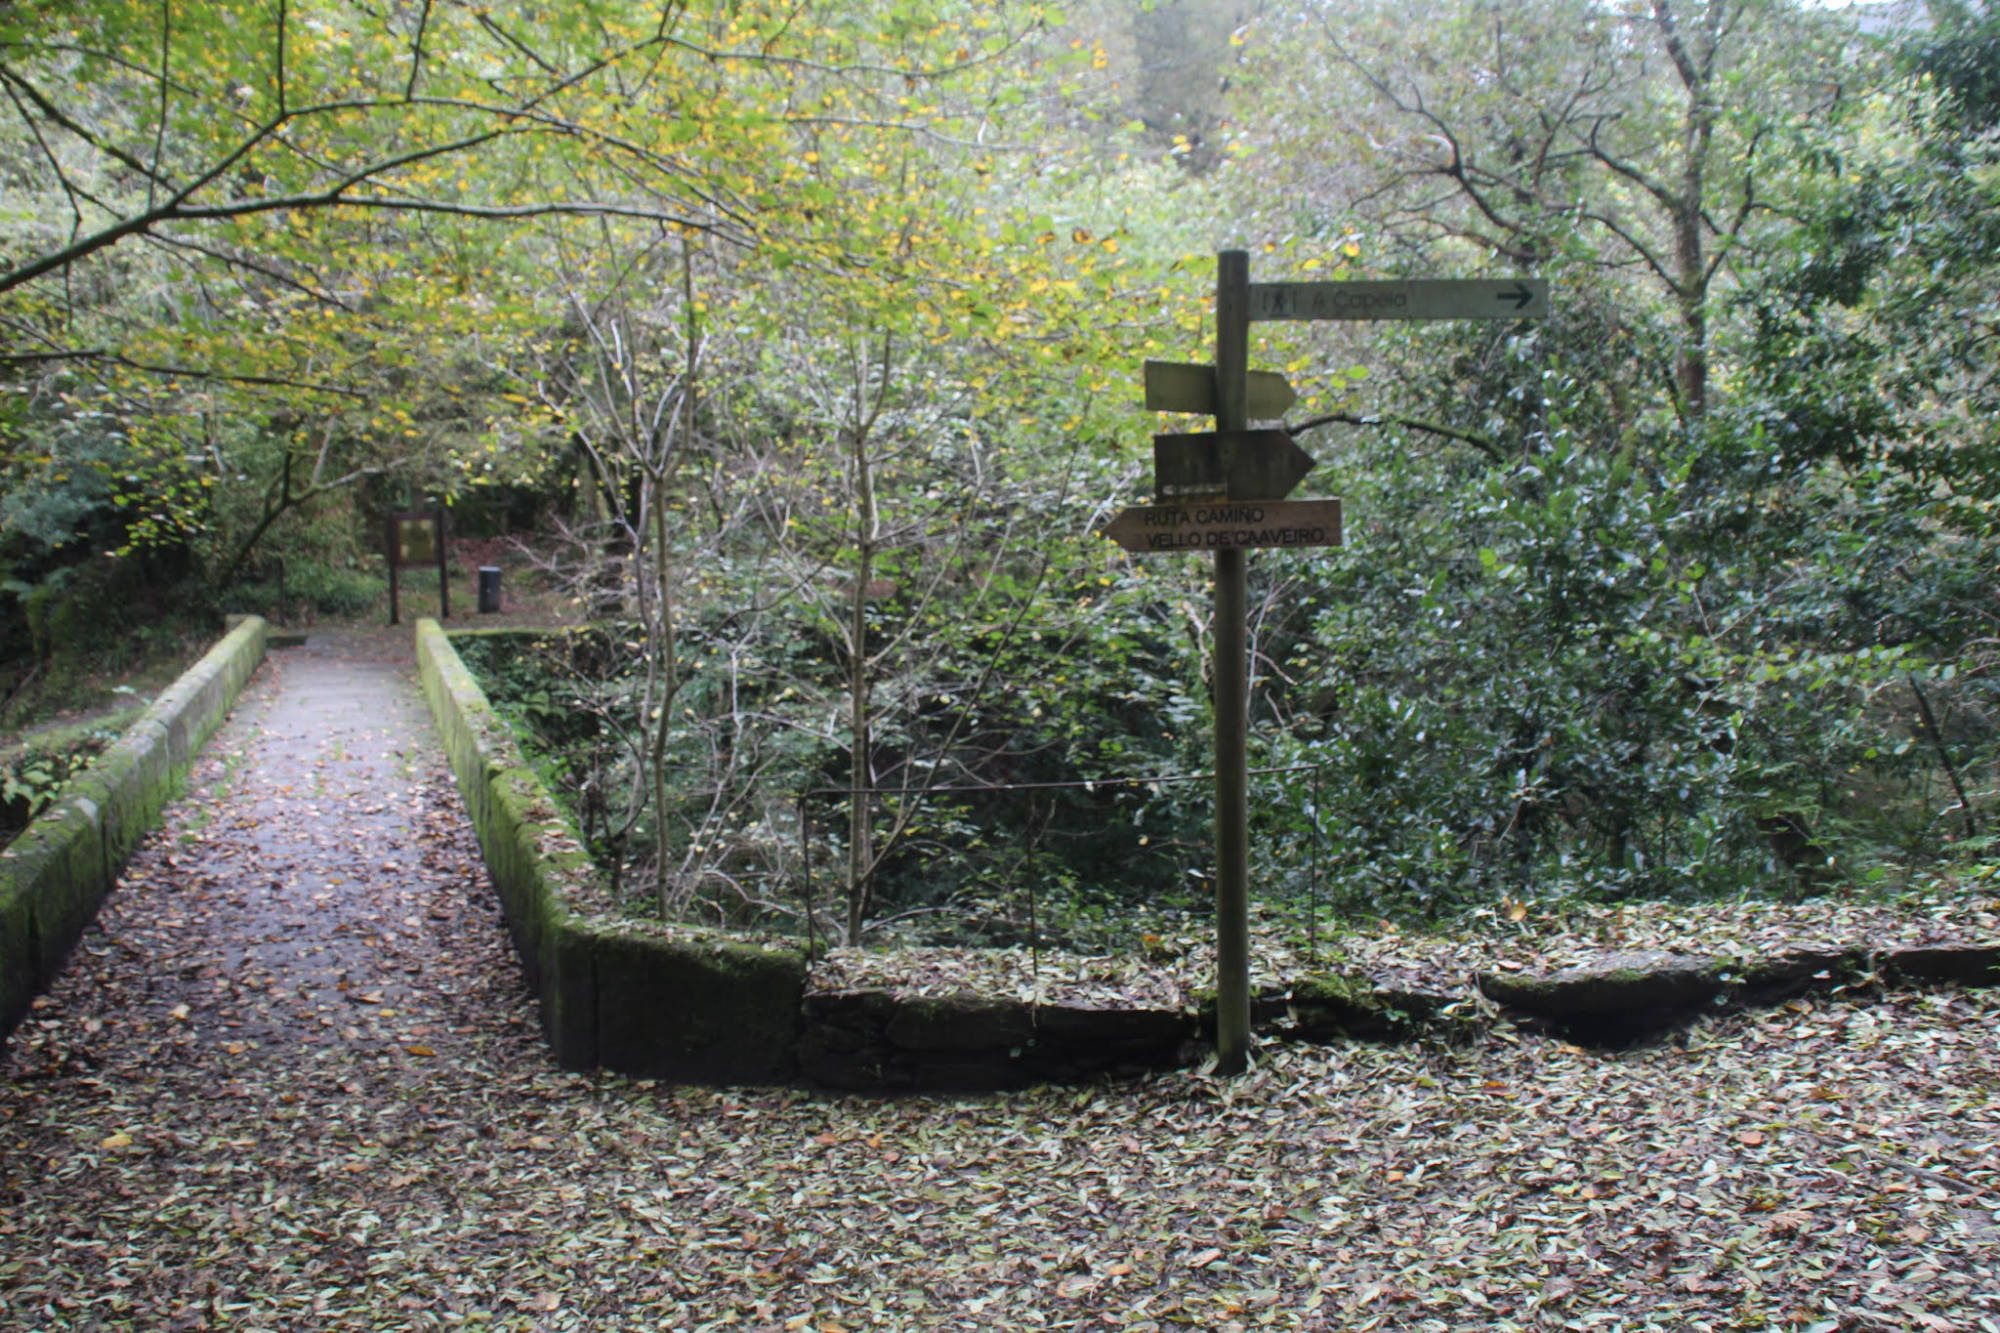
[3,627,1999,1331]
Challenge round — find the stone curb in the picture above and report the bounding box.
[417,628,2000,1086]
[1466,943,2000,1041]
[416,620,806,1085]
[1,616,269,1042]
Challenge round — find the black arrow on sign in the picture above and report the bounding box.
[1499,282,1536,311]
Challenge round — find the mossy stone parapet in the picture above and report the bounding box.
[1883,944,2000,988]
[1727,948,1868,996]
[588,925,804,1084]
[418,620,807,1085]
[796,990,1194,1091]
[0,616,269,1042]
[417,624,2000,1084]
[1477,942,2000,1041]
[1286,969,1457,1041]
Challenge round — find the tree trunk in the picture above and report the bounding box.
[649,490,679,917]
[844,421,880,943]
[1656,0,1716,420]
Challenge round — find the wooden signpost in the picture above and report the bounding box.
[386,506,448,626]
[1107,254,1546,1073]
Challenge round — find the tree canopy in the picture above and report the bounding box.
[4,0,1995,937]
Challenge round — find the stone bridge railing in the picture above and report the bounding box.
[418,621,1999,1091]
[1,617,270,1042]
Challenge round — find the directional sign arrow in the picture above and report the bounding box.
[1154,429,1316,503]
[1102,498,1343,554]
[1143,359,1298,419]
[1247,278,1549,322]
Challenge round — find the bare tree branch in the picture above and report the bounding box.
[1289,412,1504,464]
[405,0,434,101]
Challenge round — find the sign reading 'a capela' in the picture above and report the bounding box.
[1248,278,1548,322]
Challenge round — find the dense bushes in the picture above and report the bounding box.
[0,712,137,850]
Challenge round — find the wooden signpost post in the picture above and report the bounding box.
[1107,253,1546,1073]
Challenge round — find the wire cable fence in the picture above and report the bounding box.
[795,764,1327,963]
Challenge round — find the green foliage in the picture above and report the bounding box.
[0,712,135,848]
[452,553,1219,947]
[1911,0,2000,132]
[7,0,2000,947]
[228,563,386,621]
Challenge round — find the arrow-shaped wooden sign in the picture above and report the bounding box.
[1153,429,1316,503]
[1247,278,1549,322]
[1103,498,1342,554]
[1143,359,1297,419]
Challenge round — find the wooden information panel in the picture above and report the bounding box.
[386,508,447,625]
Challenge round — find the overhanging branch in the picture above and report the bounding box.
[1289,412,1505,463]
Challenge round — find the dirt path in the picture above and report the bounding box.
[2,626,1997,1331]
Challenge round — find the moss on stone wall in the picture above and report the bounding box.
[417,620,806,1085]
[1,616,269,1041]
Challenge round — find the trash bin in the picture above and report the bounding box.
[477,566,502,614]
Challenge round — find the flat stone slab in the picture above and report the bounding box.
[1479,950,1724,1033]
[1727,948,1866,993]
[1884,944,2000,987]
[1475,941,2000,1043]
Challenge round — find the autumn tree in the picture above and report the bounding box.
[1163,0,1981,913]
[0,1,1081,578]
[1230,0,1860,426]
[385,0,1212,937]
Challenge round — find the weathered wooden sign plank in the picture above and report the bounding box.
[1143,359,1297,418]
[1247,278,1548,322]
[1153,429,1316,503]
[1103,498,1342,553]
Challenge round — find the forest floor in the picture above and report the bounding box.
[1,624,1997,1332]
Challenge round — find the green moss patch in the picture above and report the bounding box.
[421,619,807,1084]
[1,616,268,1041]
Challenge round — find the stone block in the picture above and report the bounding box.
[589,929,804,1084]
[885,993,1034,1052]
[1884,945,2000,988]
[1480,951,1724,1038]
